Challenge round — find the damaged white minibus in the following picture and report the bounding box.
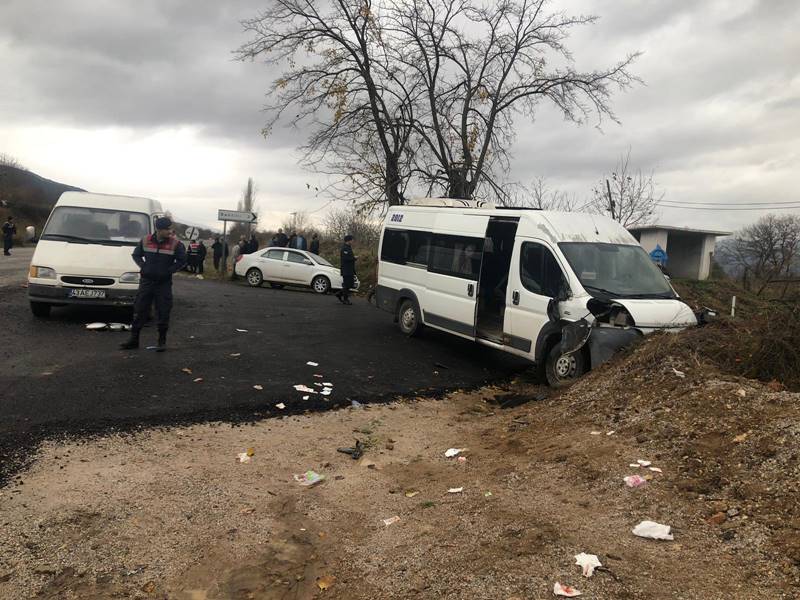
[375,199,698,386]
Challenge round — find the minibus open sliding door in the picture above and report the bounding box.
[476,217,519,343]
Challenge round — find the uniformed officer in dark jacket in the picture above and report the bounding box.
[120,216,187,352]
[335,234,356,305]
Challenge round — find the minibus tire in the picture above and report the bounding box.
[30,301,51,318]
[398,299,422,337]
[246,268,263,287]
[544,345,586,388]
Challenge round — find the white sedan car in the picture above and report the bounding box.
[235,248,359,294]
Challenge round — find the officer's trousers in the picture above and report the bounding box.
[132,278,173,331]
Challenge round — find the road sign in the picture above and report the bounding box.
[218,209,257,223]
[184,226,200,241]
[649,244,668,265]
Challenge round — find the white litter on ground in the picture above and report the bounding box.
[553,582,582,597]
[307,361,319,367]
[574,553,602,578]
[235,329,248,332]
[445,448,466,458]
[276,403,286,410]
[632,520,674,540]
[447,487,464,494]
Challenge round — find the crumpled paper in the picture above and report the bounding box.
[632,520,674,540]
[553,582,581,597]
[574,552,602,577]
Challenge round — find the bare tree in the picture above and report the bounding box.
[718,214,800,296]
[525,176,579,211]
[230,178,259,240]
[322,204,382,245]
[590,150,661,227]
[281,210,312,233]
[0,153,24,169]
[238,0,639,209]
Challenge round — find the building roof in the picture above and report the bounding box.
[627,224,732,236]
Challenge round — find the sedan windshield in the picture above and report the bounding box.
[309,252,333,267]
[42,206,150,246]
[558,242,675,299]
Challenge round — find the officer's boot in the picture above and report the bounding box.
[119,329,140,350]
[156,326,168,353]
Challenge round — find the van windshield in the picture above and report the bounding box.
[41,207,150,246]
[558,242,675,299]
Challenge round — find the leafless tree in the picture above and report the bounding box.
[281,210,312,233]
[718,214,800,296]
[322,204,382,244]
[0,153,24,169]
[230,178,259,240]
[590,149,661,227]
[524,176,579,211]
[238,0,639,209]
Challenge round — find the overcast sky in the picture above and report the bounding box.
[1,0,798,231]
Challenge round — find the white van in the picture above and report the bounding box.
[375,199,697,386]
[28,192,165,317]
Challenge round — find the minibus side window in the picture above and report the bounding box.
[520,242,564,298]
[381,229,431,267]
[429,234,483,280]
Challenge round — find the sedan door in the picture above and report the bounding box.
[283,250,315,283]
[258,249,287,281]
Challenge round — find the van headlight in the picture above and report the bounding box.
[119,272,140,283]
[30,266,56,279]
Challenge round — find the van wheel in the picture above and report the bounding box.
[312,275,330,294]
[544,344,586,388]
[30,301,51,318]
[246,268,263,287]
[398,299,422,337]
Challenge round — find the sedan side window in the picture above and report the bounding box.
[520,242,566,298]
[286,252,307,264]
[265,249,285,260]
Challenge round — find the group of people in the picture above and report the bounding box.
[185,239,207,274]
[266,229,321,254]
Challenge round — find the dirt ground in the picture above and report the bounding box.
[3,335,798,599]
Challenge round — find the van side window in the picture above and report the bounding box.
[429,234,483,280]
[381,229,431,267]
[520,242,564,297]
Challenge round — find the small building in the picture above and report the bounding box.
[627,225,731,280]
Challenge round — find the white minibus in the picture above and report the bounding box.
[28,192,165,317]
[375,199,697,386]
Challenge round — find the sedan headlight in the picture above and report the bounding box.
[30,266,56,279]
[119,272,140,284]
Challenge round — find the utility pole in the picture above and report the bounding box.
[605,179,616,221]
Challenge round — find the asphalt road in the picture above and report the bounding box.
[0,274,530,483]
[0,246,34,287]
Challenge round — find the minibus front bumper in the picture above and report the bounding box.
[28,283,138,306]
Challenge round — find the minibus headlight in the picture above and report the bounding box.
[119,272,140,284]
[30,266,56,279]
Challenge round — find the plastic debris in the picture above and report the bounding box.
[337,440,365,460]
[294,384,317,393]
[351,400,363,408]
[307,361,319,367]
[484,491,493,497]
[294,471,325,487]
[303,395,310,400]
[314,374,324,378]
[606,431,616,436]
[405,490,420,498]
[323,382,333,387]
[623,475,647,488]
[448,487,464,494]
[632,520,674,540]
[553,582,581,597]
[445,448,466,458]
[85,322,108,330]
[637,460,652,467]
[574,553,602,578]
[382,516,401,526]
[316,575,336,590]
[321,389,332,396]
[276,403,286,409]
[590,431,602,436]
[193,378,203,383]
[314,383,324,387]
[237,452,252,464]
[672,367,686,378]
[253,385,263,390]
[628,463,640,468]
[181,368,193,375]
[108,323,131,331]
[649,467,663,473]
[457,456,467,463]
[229,353,241,357]
[235,328,248,333]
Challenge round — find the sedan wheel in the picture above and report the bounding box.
[246,268,263,287]
[312,275,331,294]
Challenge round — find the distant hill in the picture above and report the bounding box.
[0,165,85,229]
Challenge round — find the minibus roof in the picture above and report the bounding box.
[391,206,638,246]
[55,191,164,215]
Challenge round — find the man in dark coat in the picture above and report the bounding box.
[2,216,16,256]
[309,233,320,255]
[120,216,187,352]
[211,236,225,271]
[335,234,357,305]
[196,239,207,274]
[275,228,288,247]
[247,232,258,254]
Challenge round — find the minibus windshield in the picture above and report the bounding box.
[558,242,675,299]
[41,206,150,246]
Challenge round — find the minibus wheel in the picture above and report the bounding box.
[246,268,263,287]
[398,299,422,336]
[30,301,51,318]
[544,345,586,387]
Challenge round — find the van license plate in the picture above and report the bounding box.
[69,289,106,299]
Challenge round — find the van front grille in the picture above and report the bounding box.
[61,276,116,286]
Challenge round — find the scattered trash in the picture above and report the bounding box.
[590,431,602,436]
[314,383,324,387]
[351,400,363,408]
[307,361,319,367]
[628,463,640,468]
[382,516,401,526]
[623,475,647,488]
[316,575,336,590]
[314,374,324,378]
[303,395,310,400]
[733,432,748,443]
[337,440,365,460]
[632,520,674,540]
[405,490,420,498]
[445,448,466,458]
[649,467,663,473]
[193,378,203,383]
[229,353,241,357]
[323,382,333,387]
[448,487,464,494]
[108,323,131,331]
[253,385,263,390]
[574,553,602,578]
[484,491,493,497]
[736,388,747,398]
[85,322,108,330]
[321,389,332,396]
[294,384,317,393]
[294,471,325,487]
[606,431,616,436]
[672,367,686,378]
[457,456,467,463]
[237,452,252,464]
[553,582,582,597]
[636,460,652,467]
[235,329,248,333]
[181,368,193,375]
[276,403,286,410]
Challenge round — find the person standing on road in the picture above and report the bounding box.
[186,239,199,273]
[2,216,16,256]
[335,234,357,305]
[211,236,223,271]
[196,239,207,275]
[120,216,187,352]
[309,233,320,255]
